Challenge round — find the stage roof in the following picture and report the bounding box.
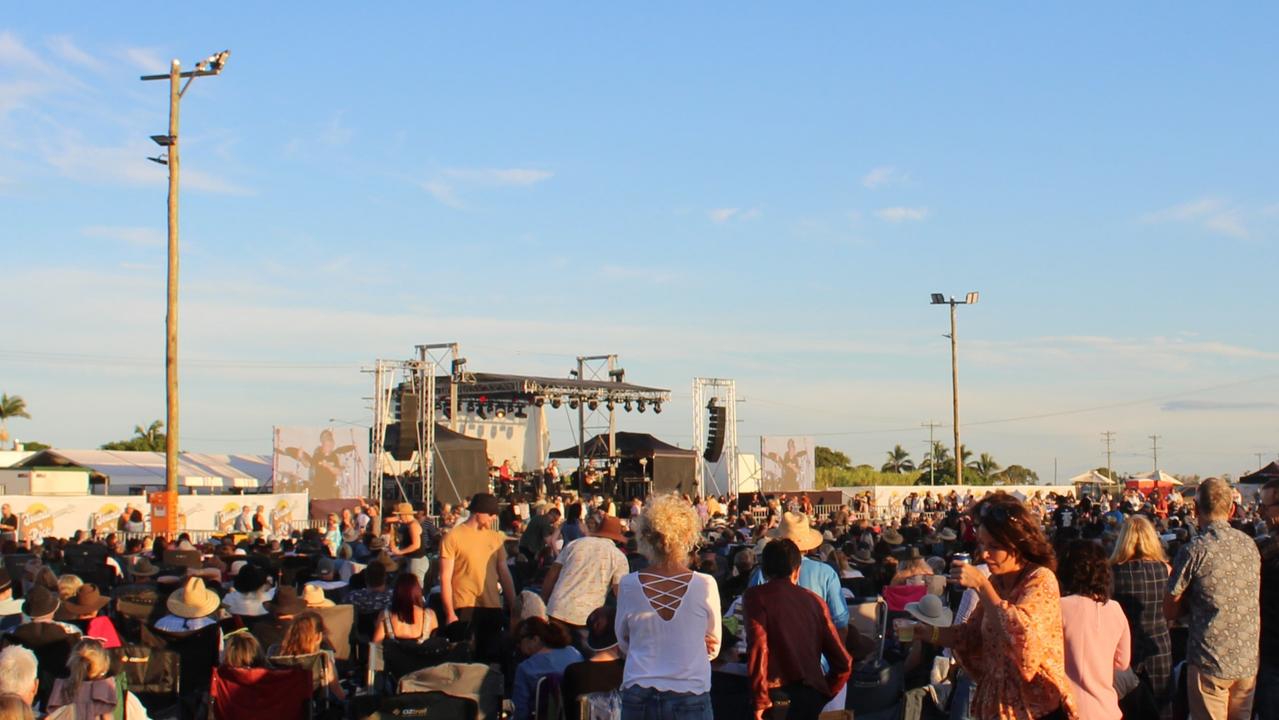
[433,372,670,403]
[550,432,696,460]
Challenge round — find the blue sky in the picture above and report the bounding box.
[2,4,1277,480]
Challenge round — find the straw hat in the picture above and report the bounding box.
[394,502,414,517]
[302,584,335,608]
[905,593,953,627]
[166,576,221,619]
[767,512,823,552]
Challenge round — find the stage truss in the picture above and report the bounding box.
[692,377,738,496]
[370,358,436,507]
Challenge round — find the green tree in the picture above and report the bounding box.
[994,464,1040,485]
[0,393,31,449]
[968,452,1001,480]
[880,444,916,473]
[102,420,166,452]
[815,445,852,470]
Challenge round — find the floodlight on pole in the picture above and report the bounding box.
[930,291,980,486]
[141,50,229,535]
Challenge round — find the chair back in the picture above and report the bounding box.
[381,637,471,683]
[210,665,312,720]
[840,576,875,600]
[313,603,355,661]
[2,554,36,598]
[268,651,331,693]
[398,662,503,720]
[534,673,565,720]
[143,623,222,703]
[357,692,478,720]
[881,583,928,613]
[111,644,181,718]
[30,637,75,709]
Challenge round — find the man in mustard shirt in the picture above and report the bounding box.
[439,493,516,663]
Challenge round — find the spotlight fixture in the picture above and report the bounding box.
[588,399,599,411]
[624,400,633,412]
[637,400,647,413]
[477,405,487,420]
[495,406,507,419]
[606,400,615,411]
[608,368,626,382]
[930,293,946,305]
[514,405,528,419]
[569,398,580,410]
[466,401,476,412]
[534,397,545,408]
[653,401,662,414]
[551,397,562,409]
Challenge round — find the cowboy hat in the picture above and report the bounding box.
[848,547,875,566]
[266,586,307,616]
[393,502,415,517]
[131,557,160,577]
[881,528,904,546]
[233,565,267,595]
[63,584,110,616]
[767,512,823,553]
[21,585,59,618]
[938,528,958,542]
[302,584,335,608]
[905,593,953,627]
[592,515,626,544]
[166,576,221,619]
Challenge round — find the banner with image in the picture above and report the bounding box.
[760,436,815,493]
[273,426,368,500]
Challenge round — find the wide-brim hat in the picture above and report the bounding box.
[22,585,59,618]
[166,576,221,619]
[849,548,875,566]
[233,565,266,594]
[64,584,110,616]
[593,515,626,544]
[938,528,958,542]
[372,551,399,572]
[265,586,307,616]
[881,529,904,546]
[394,502,414,517]
[767,512,823,552]
[131,557,160,577]
[302,584,335,608]
[905,593,953,627]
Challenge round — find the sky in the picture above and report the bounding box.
[2,4,1277,482]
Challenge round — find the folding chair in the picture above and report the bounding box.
[111,644,181,719]
[398,662,504,720]
[355,692,478,720]
[210,665,313,720]
[533,673,566,720]
[313,603,355,662]
[269,651,334,716]
[144,623,222,720]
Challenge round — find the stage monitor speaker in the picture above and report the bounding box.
[704,403,727,462]
[392,392,421,461]
[651,455,696,496]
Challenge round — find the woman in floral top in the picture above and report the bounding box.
[924,494,1077,720]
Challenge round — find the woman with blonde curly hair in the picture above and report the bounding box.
[615,494,721,719]
[1110,514,1173,718]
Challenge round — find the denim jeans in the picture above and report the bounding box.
[621,686,712,720]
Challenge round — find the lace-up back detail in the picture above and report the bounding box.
[637,571,693,620]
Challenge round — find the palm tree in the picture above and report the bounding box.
[881,444,916,473]
[968,452,1001,480]
[132,421,165,452]
[0,393,31,448]
[916,441,951,474]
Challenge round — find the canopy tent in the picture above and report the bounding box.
[1239,461,1279,485]
[549,432,695,461]
[1068,470,1118,486]
[13,449,272,493]
[1125,470,1182,495]
[431,424,488,507]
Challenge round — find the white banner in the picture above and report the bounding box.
[273,426,368,500]
[760,436,815,493]
[0,492,310,543]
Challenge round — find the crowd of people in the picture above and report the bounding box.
[0,476,1272,720]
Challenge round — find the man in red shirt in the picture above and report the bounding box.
[745,538,852,720]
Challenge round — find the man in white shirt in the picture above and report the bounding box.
[541,514,628,645]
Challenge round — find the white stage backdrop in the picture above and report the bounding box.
[760,436,815,493]
[273,427,367,500]
[0,492,309,542]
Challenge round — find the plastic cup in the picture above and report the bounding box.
[894,618,915,643]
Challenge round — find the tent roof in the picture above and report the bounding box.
[1068,470,1117,485]
[433,424,486,448]
[433,372,670,403]
[1126,470,1183,486]
[549,432,696,460]
[14,449,272,488]
[1240,461,1279,484]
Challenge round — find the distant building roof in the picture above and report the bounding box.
[0,451,35,469]
[13,449,272,490]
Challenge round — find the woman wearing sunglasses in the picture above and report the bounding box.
[914,493,1076,720]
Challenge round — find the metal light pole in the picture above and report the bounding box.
[930,292,979,486]
[141,51,229,530]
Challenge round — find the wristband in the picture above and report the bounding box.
[931,625,940,644]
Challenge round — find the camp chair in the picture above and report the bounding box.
[269,651,333,716]
[312,603,355,662]
[841,576,876,600]
[143,623,221,720]
[398,662,503,720]
[210,665,313,720]
[354,692,478,720]
[533,673,565,720]
[111,644,181,718]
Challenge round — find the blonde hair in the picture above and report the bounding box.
[57,574,83,602]
[635,494,700,564]
[223,632,264,669]
[0,693,34,720]
[1110,514,1168,565]
[60,639,111,706]
[279,611,327,656]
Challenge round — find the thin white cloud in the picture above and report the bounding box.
[1142,196,1249,239]
[121,47,166,73]
[421,180,464,209]
[82,225,165,247]
[876,206,930,222]
[442,168,553,186]
[709,208,739,223]
[46,36,96,69]
[0,32,54,74]
[862,165,908,189]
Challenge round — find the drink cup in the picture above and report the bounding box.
[894,618,915,643]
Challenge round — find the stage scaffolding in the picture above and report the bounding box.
[692,377,738,496]
[370,358,436,507]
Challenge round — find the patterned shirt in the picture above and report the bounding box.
[1167,521,1261,679]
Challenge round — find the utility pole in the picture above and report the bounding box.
[141,51,229,536]
[922,421,940,485]
[1149,435,1161,472]
[1101,431,1116,481]
[1256,452,1265,469]
[931,292,978,486]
